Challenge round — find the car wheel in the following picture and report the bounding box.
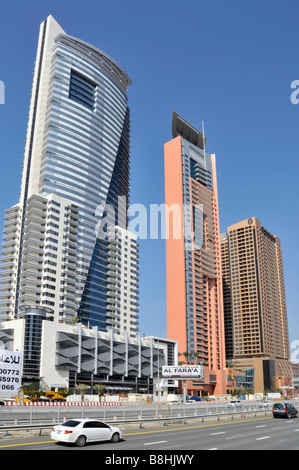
[76,435,87,447]
[286,412,292,419]
[111,432,120,443]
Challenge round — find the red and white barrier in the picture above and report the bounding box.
[3,401,120,406]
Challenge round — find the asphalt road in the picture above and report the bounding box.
[1,415,299,451]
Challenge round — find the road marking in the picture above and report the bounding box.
[0,417,273,449]
[256,436,270,440]
[0,440,55,448]
[208,448,218,450]
[294,429,299,432]
[124,417,272,436]
[144,440,167,446]
[256,425,266,428]
[211,432,226,435]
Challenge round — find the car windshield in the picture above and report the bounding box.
[61,420,81,427]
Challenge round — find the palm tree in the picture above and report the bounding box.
[188,351,198,364]
[193,351,199,364]
[94,384,107,402]
[71,315,78,325]
[183,351,190,364]
[75,383,88,402]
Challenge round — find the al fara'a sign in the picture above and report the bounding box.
[0,350,22,396]
[162,365,204,379]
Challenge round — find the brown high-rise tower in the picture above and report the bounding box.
[221,217,291,392]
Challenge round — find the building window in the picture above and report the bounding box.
[69,70,97,111]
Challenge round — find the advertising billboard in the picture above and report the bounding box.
[162,365,204,379]
[0,350,22,397]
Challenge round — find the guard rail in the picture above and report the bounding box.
[0,408,273,437]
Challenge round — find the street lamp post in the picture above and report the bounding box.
[157,328,162,405]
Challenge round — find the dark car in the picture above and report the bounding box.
[272,402,298,419]
[188,396,202,402]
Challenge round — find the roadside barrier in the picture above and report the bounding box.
[0,408,273,438]
[2,401,120,406]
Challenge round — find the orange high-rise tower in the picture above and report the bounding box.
[164,112,226,396]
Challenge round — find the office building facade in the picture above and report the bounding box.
[164,112,226,396]
[0,15,139,336]
[221,217,291,392]
[0,314,177,393]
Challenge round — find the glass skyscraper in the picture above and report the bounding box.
[0,15,139,335]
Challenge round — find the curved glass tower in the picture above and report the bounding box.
[0,15,138,334]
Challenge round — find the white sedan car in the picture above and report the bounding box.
[258,400,273,408]
[51,419,123,447]
[227,400,243,408]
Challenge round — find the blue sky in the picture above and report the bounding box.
[0,0,298,352]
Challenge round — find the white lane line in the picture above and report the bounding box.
[256,425,267,428]
[210,431,226,435]
[208,448,218,450]
[294,429,299,432]
[256,436,270,441]
[144,440,167,446]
